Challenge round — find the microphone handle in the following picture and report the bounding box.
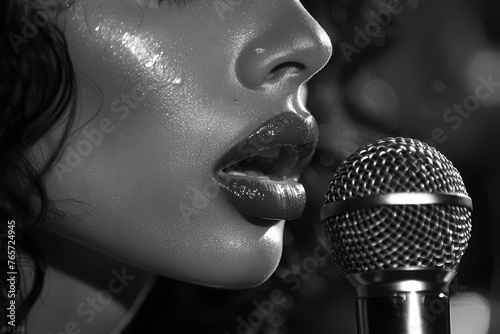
[355,291,450,334]
[347,269,456,334]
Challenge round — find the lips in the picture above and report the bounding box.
[214,111,318,220]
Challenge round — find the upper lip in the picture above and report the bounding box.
[215,111,319,179]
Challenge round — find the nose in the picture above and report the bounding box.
[236,1,333,91]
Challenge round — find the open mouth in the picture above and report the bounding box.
[214,111,318,221]
[222,146,298,181]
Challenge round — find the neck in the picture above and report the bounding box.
[25,230,156,334]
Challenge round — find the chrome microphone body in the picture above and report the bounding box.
[348,269,454,333]
[320,137,472,334]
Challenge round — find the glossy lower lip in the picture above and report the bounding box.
[213,111,318,220]
[215,171,307,220]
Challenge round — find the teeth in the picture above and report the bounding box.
[228,171,247,176]
[226,170,273,180]
[246,170,261,177]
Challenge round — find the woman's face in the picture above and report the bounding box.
[44,0,332,288]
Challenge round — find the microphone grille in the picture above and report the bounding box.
[322,137,472,276]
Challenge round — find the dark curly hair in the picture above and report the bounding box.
[0,0,76,327]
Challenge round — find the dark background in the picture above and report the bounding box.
[127,0,499,332]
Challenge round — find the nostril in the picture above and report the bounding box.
[265,62,306,82]
[270,61,306,73]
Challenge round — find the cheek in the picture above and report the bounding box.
[65,0,143,73]
[65,0,186,96]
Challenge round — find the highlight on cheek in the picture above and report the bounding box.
[76,2,184,85]
[115,32,167,75]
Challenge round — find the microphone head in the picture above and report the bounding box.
[321,137,472,277]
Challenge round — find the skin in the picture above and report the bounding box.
[39,0,332,294]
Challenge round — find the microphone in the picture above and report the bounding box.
[320,137,472,334]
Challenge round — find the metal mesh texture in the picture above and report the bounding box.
[322,137,472,276]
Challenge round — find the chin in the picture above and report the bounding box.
[154,220,285,290]
[191,251,283,290]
